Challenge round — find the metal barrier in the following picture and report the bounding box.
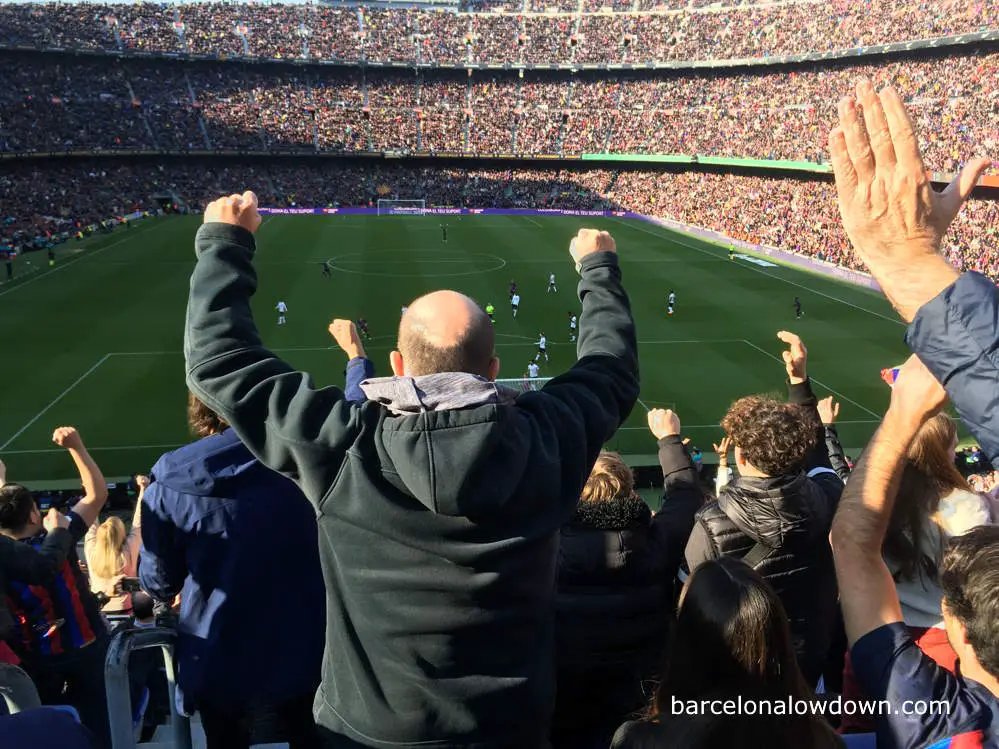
[104,627,192,749]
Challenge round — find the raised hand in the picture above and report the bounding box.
[828,78,991,321]
[817,396,840,426]
[135,474,151,492]
[570,229,616,272]
[777,331,807,385]
[328,319,365,359]
[52,426,84,452]
[647,408,681,440]
[43,508,70,532]
[203,191,262,235]
[889,353,948,429]
[712,436,732,467]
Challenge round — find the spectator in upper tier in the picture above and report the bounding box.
[685,331,843,688]
[84,475,148,614]
[0,427,110,747]
[184,194,639,749]
[139,393,325,749]
[610,556,844,749]
[829,79,999,748]
[551,408,702,749]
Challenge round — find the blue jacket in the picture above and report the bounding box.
[345,356,374,402]
[906,272,999,468]
[139,428,325,713]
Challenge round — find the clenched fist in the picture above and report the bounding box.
[43,508,71,532]
[204,191,262,235]
[52,426,84,452]
[329,319,364,360]
[570,229,616,272]
[647,408,681,440]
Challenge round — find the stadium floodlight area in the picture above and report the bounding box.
[377,199,427,216]
[496,377,552,394]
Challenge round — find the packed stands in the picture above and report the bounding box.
[0,1,996,64]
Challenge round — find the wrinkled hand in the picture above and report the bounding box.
[570,229,616,272]
[713,436,732,466]
[52,426,84,451]
[328,319,364,359]
[889,354,948,428]
[43,508,70,532]
[817,396,840,426]
[203,191,262,235]
[828,79,990,319]
[777,331,808,385]
[648,408,681,439]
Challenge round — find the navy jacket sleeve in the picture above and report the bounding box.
[185,223,364,503]
[906,271,999,469]
[787,378,834,472]
[653,436,705,576]
[138,484,186,603]
[344,357,374,403]
[515,251,640,492]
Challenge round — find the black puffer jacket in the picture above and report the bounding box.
[683,380,843,687]
[551,436,703,746]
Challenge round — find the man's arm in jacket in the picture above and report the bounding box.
[906,272,999,469]
[185,218,362,503]
[138,484,186,603]
[518,236,639,488]
[654,436,705,574]
[345,357,374,403]
[0,529,73,584]
[824,425,852,480]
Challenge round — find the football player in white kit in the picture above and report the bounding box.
[568,312,577,342]
[276,300,288,325]
[667,290,676,317]
[527,361,540,379]
[547,273,557,294]
[535,332,549,363]
[511,292,520,318]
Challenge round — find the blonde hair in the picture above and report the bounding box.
[580,451,634,503]
[90,516,128,581]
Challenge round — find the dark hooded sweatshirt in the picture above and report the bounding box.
[184,223,639,749]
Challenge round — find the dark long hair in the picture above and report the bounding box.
[648,558,838,748]
[885,413,973,583]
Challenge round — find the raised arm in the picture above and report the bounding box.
[185,193,362,502]
[648,409,703,572]
[778,331,835,473]
[817,397,852,480]
[828,80,998,465]
[53,427,107,528]
[0,510,73,584]
[329,319,374,404]
[830,354,947,645]
[520,229,639,472]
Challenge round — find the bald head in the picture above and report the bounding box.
[396,291,497,378]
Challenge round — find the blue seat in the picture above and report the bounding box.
[842,732,877,749]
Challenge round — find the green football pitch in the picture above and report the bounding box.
[0,213,913,482]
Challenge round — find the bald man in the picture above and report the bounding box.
[184,191,639,749]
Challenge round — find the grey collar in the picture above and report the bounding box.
[359,372,518,415]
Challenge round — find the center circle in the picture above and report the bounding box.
[328,249,507,278]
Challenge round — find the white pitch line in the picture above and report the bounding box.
[2,443,185,455]
[610,218,903,326]
[0,222,160,300]
[740,339,883,419]
[636,397,652,412]
[523,215,544,228]
[0,354,111,450]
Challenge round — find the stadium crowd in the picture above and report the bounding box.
[3,50,998,174]
[0,0,997,64]
[3,81,999,749]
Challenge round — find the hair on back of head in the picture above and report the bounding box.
[721,395,817,476]
[399,307,495,378]
[0,484,36,533]
[886,413,972,583]
[188,392,229,439]
[581,451,634,503]
[941,525,999,678]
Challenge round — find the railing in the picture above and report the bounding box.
[105,627,192,749]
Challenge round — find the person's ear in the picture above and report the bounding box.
[390,351,405,377]
[487,356,501,382]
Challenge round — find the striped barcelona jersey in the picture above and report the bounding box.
[6,512,104,658]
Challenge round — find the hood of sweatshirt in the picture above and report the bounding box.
[359,373,530,518]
